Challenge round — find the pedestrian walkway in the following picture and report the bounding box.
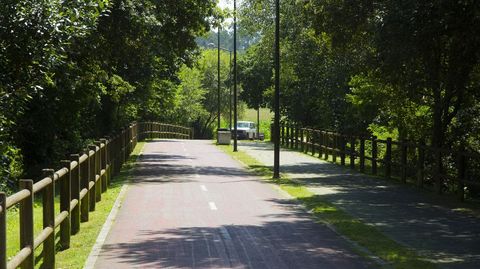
[239,141,480,269]
[91,140,372,269]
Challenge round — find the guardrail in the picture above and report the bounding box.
[278,123,480,201]
[0,121,192,269]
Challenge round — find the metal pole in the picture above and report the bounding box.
[229,51,232,130]
[217,27,221,130]
[257,107,260,140]
[273,0,280,178]
[233,0,238,152]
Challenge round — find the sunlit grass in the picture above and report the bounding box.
[217,144,436,269]
[5,141,145,268]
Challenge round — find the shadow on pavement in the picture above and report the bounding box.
[99,217,370,269]
[240,142,480,269]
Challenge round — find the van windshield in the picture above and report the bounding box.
[237,122,250,128]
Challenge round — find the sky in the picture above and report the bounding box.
[216,0,241,28]
[218,0,230,9]
[218,0,242,10]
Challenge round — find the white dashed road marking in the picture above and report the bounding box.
[201,185,208,192]
[209,202,218,211]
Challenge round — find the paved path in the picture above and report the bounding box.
[93,140,372,269]
[240,141,480,269]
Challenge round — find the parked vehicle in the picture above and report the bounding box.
[234,121,257,140]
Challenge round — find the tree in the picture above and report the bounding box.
[0,0,217,190]
[176,49,232,138]
[307,0,480,149]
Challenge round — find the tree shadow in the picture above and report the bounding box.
[97,214,372,269]
[240,143,480,268]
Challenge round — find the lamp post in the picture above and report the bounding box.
[217,27,221,130]
[208,43,232,131]
[273,0,280,178]
[233,0,238,152]
[229,51,232,130]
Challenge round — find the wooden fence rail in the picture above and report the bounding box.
[139,122,194,140]
[279,123,480,202]
[0,121,192,269]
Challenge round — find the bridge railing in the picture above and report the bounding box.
[0,121,191,269]
[138,122,194,140]
[278,123,480,201]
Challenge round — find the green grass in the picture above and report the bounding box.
[219,107,273,140]
[216,144,437,269]
[243,108,273,140]
[5,141,145,269]
[243,107,273,122]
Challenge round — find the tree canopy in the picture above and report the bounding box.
[238,0,480,151]
[0,0,216,192]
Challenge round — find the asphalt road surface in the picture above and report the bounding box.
[92,140,372,269]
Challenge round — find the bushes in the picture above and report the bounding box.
[0,143,23,194]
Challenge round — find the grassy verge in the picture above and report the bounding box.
[6,141,145,269]
[216,144,436,269]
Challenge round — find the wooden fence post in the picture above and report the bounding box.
[70,154,80,234]
[42,169,55,268]
[80,150,90,222]
[401,140,407,183]
[295,126,299,150]
[304,129,309,153]
[324,132,329,160]
[316,131,321,157]
[60,160,72,249]
[88,146,97,211]
[95,142,103,201]
[122,129,126,165]
[360,137,365,172]
[417,141,425,188]
[372,136,378,175]
[457,153,467,201]
[311,131,316,156]
[340,136,346,166]
[101,139,108,191]
[350,136,355,169]
[434,149,443,194]
[0,192,6,269]
[300,128,304,152]
[19,179,34,269]
[286,125,290,148]
[386,138,392,179]
[333,133,338,163]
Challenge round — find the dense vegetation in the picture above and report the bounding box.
[238,0,480,153]
[2,0,479,195]
[0,0,217,193]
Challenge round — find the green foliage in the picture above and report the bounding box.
[239,0,480,155]
[0,0,216,191]
[175,49,232,138]
[0,144,22,194]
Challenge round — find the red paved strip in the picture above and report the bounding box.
[93,140,372,268]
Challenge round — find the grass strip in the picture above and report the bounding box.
[6,141,145,269]
[217,144,436,269]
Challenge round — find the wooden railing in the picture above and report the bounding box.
[0,121,192,269]
[278,123,480,201]
[139,122,193,140]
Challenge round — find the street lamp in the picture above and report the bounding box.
[207,43,233,131]
[273,0,280,178]
[217,27,221,130]
[233,0,238,152]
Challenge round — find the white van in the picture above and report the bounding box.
[235,121,257,139]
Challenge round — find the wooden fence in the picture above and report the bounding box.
[278,123,480,201]
[140,122,194,140]
[0,121,192,269]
